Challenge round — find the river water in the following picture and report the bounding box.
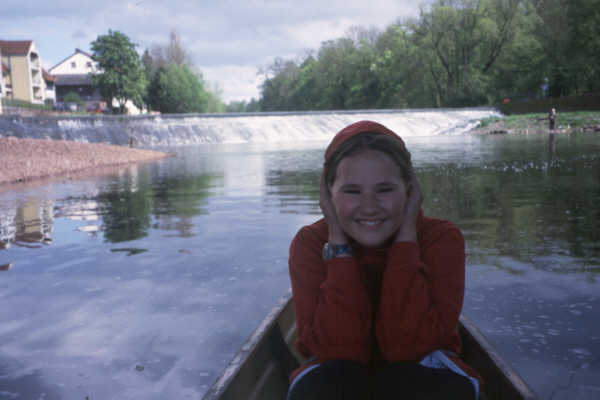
[0,111,599,399]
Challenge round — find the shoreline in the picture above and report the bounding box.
[469,111,600,135]
[0,136,171,186]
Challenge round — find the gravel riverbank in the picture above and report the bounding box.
[0,136,170,185]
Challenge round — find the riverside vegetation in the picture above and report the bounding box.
[472,111,600,134]
[259,0,600,111]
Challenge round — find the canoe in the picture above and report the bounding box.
[202,291,537,400]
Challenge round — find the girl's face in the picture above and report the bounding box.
[330,149,408,248]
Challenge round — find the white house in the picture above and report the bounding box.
[49,48,99,75]
[49,48,144,114]
[49,49,101,109]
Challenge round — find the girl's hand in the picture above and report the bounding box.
[319,171,348,244]
[395,169,424,243]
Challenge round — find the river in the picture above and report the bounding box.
[0,110,598,399]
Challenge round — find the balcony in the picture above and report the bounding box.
[29,52,40,68]
[31,71,42,86]
[33,86,43,101]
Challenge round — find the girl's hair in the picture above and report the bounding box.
[324,132,412,186]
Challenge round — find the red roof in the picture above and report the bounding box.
[42,69,56,83]
[0,40,33,55]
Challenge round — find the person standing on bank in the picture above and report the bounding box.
[287,121,481,399]
[549,108,557,131]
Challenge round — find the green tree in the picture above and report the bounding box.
[141,30,194,86]
[91,30,146,113]
[226,100,246,112]
[313,38,358,109]
[485,0,545,100]
[530,0,573,96]
[147,64,208,113]
[256,0,600,110]
[566,0,600,93]
[205,83,226,113]
[415,0,522,106]
[141,48,155,83]
[143,30,226,113]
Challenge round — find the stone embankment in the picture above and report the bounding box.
[0,136,169,185]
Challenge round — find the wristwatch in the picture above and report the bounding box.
[322,242,353,261]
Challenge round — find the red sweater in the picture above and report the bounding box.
[288,213,480,383]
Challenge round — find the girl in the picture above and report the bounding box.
[287,121,480,399]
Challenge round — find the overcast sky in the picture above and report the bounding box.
[2,0,424,103]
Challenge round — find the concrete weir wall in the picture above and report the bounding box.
[0,108,498,147]
[0,114,227,147]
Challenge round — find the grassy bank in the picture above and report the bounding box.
[472,111,600,134]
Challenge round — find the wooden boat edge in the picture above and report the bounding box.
[201,291,293,400]
[203,291,538,400]
[459,314,538,399]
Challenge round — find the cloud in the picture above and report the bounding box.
[71,29,87,40]
[201,65,264,102]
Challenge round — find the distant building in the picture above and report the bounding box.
[49,48,99,75]
[49,48,144,114]
[0,40,53,105]
[49,48,102,107]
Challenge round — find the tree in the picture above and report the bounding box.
[91,30,146,113]
[372,23,430,107]
[141,48,155,82]
[205,83,226,113]
[412,0,523,106]
[144,30,193,71]
[166,30,188,67]
[256,0,600,110]
[146,64,208,113]
[142,29,225,113]
[566,0,600,93]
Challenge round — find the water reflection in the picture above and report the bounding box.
[0,198,53,249]
[549,132,557,160]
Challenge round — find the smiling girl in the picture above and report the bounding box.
[287,121,481,399]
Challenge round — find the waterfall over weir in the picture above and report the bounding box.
[0,108,498,147]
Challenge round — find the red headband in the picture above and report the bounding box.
[324,120,405,162]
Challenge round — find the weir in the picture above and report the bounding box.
[0,108,498,146]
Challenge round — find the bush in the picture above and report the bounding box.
[63,91,85,107]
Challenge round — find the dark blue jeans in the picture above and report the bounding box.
[287,360,476,400]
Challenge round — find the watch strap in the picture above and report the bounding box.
[322,242,353,261]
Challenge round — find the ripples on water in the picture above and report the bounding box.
[0,130,599,399]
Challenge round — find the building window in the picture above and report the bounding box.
[87,61,92,68]
[71,62,76,68]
